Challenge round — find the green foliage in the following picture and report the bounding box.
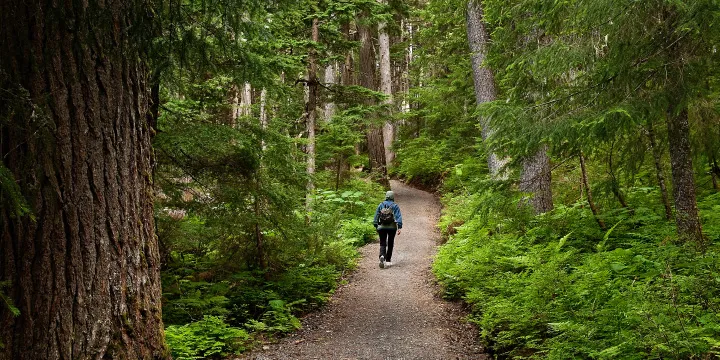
[165,316,249,360]
[0,163,33,220]
[162,274,231,325]
[337,218,377,247]
[0,281,19,318]
[245,299,303,333]
[433,187,720,359]
[394,137,447,186]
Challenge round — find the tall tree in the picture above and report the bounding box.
[360,12,390,187]
[659,6,705,244]
[0,0,168,358]
[466,0,506,177]
[378,0,396,165]
[306,17,320,209]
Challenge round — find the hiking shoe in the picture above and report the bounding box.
[379,255,385,269]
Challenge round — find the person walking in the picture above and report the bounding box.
[373,190,403,268]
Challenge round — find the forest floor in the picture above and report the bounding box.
[240,180,486,360]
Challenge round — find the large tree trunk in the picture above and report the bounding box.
[519,145,554,214]
[466,0,507,178]
[0,0,168,358]
[666,105,705,244]
[378,0,395,165]
[341,22,356,87]
[359,13,389,188]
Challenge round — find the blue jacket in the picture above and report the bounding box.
[373,200,403,230]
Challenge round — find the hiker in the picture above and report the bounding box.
[373,190,403,268]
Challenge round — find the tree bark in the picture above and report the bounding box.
[466,0,507,178]
[0,0,168,358]
[229,85,240,127]
[306,17,320,211]
[646,120,673,220]
[666,106,705,244]
[402,20,413,114]
[239,82,252,117]
[378,0,395,165]
[519,145,554,214]
[324,63,337,121]
[341,22,356,87]
[359,12,389,187]
[579,152,606,230]
[260,88,268,126]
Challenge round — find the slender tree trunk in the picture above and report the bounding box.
[324,63,337,120]
[0,0,168,358]
[240,82,252,117]
[306,18,320,211]
[336,158,343,191]
[666,105,705,244]
[579,152,606,230]
[260,88,268,129]
[711,158,720,191]
[646,119,674,220]
[259,87,268,151]
[378,0,395,165]
[403,21,413,114]
[519,145,553,214]
[359,12,389,187]
[607,144,631,211]
[466,0,507,178]
[228,85,240,126]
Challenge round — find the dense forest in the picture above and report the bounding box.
[1,0,719,358]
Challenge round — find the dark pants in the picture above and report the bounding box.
[377,228,397,262]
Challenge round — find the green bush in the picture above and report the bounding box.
[394,137,447,186]
[338,218,377,246]
[165,316,249,360]
[245,299,303,333]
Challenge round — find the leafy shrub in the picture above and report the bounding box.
[394,137,447,187]
[245,299,303,333]
[162,277,231,325]
[338,218,377,246]
[165,316,249,360]
[272,266,339,309]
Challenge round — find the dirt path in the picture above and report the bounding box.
[242,181,485,360]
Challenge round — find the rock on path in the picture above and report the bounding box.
[241,181,486,360]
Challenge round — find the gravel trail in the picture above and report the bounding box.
[242,181,485,360]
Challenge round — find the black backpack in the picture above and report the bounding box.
[379,205,395,225]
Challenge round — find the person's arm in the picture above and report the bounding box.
[394,204,403,230]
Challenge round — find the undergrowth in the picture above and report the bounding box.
[159,172,382,358]
[433,184,720,359]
